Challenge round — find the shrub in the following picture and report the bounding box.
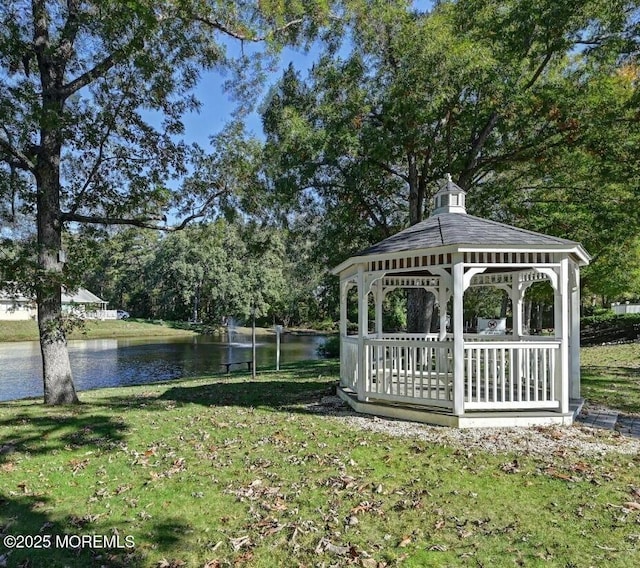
[317,335,340,358]
[580,313,640,345]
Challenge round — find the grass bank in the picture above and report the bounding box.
[0,320,326,342]
[0,319,197,343]
[1,359,640,567]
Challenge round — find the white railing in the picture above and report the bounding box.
[364,339,453,408]
[463,341,560,410]
[377,333,443,341]
[463,334,558,342]
[340,336,359,391]
[340,335,562,413]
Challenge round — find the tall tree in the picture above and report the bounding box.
[0,0,338,404]
[261,0,639,329]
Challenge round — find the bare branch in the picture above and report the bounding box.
[0,131,36,172]
[372,160,410,183]
[194,16,304,42]
[61,191,224,231]
[59,51,119,98]
[56,0,82,62]
[60,211,167,229]
[67,95,128,216]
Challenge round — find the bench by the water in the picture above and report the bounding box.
[221,361,253,374]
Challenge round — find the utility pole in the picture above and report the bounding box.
[251,304,256,379]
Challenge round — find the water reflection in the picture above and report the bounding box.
[0,333,323,402]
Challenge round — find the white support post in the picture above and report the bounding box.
[375,280,384,338]
[339,281,348,338]
[554,259,570,413]
[510,273,528,392]
[511,272,524,339]
[357,266,368,401]
[339,280,349,388]
[570,263,581,400]
[438,287,449,341]
[452,254,465,416]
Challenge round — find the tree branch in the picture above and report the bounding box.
[0,132,36,172]
[59,52,120,98]
[55,0,82,63]
[61,191,223,231]
[194,16,304,42]
[371,160,410,183]
[523,49,555,91]
[60,211,167,229]
[59,24,148,99]
[67,95,128,216]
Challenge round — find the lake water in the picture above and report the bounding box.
[0,333,325,402]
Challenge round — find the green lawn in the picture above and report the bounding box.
[581,342,640,414]
[0,319,197,342]
[1,358,640,567]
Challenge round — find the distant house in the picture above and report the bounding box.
[0,290,35,321]
[0,287,112,321]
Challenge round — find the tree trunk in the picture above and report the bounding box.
[406,152,436,332]
[31,0,78,404]
[524,298,533,335]
[36,169,78,405]
[500,293,509,318]
[407,290,435,333]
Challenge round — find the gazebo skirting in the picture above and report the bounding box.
[338,334,582,428]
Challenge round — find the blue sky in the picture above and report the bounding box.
[179,0,432,148]
[180,45,322,147]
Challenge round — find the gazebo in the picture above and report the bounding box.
[332,176,590,428]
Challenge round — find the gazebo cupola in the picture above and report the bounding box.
[432,173,467,215]
[332,175,590,428]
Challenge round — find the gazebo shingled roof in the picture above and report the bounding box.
[358,213,582,256]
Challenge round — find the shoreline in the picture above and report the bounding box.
[0,319,334,343]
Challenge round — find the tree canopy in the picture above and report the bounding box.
[261,0,640,314]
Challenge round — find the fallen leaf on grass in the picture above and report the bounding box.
[596,545,617,551]
[398,536,412,548]
[68,514,102,528]
[501,460,519,474]
[255,518,285,537]
[315,537,355,556]
[69,458,89,475]
[156,559,186,568]
[623,502,640,510]
[233,551,254,565]
[229,535,252,551]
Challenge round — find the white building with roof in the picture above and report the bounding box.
[0,287,111,320]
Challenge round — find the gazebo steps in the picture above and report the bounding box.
[337,386,583,429]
